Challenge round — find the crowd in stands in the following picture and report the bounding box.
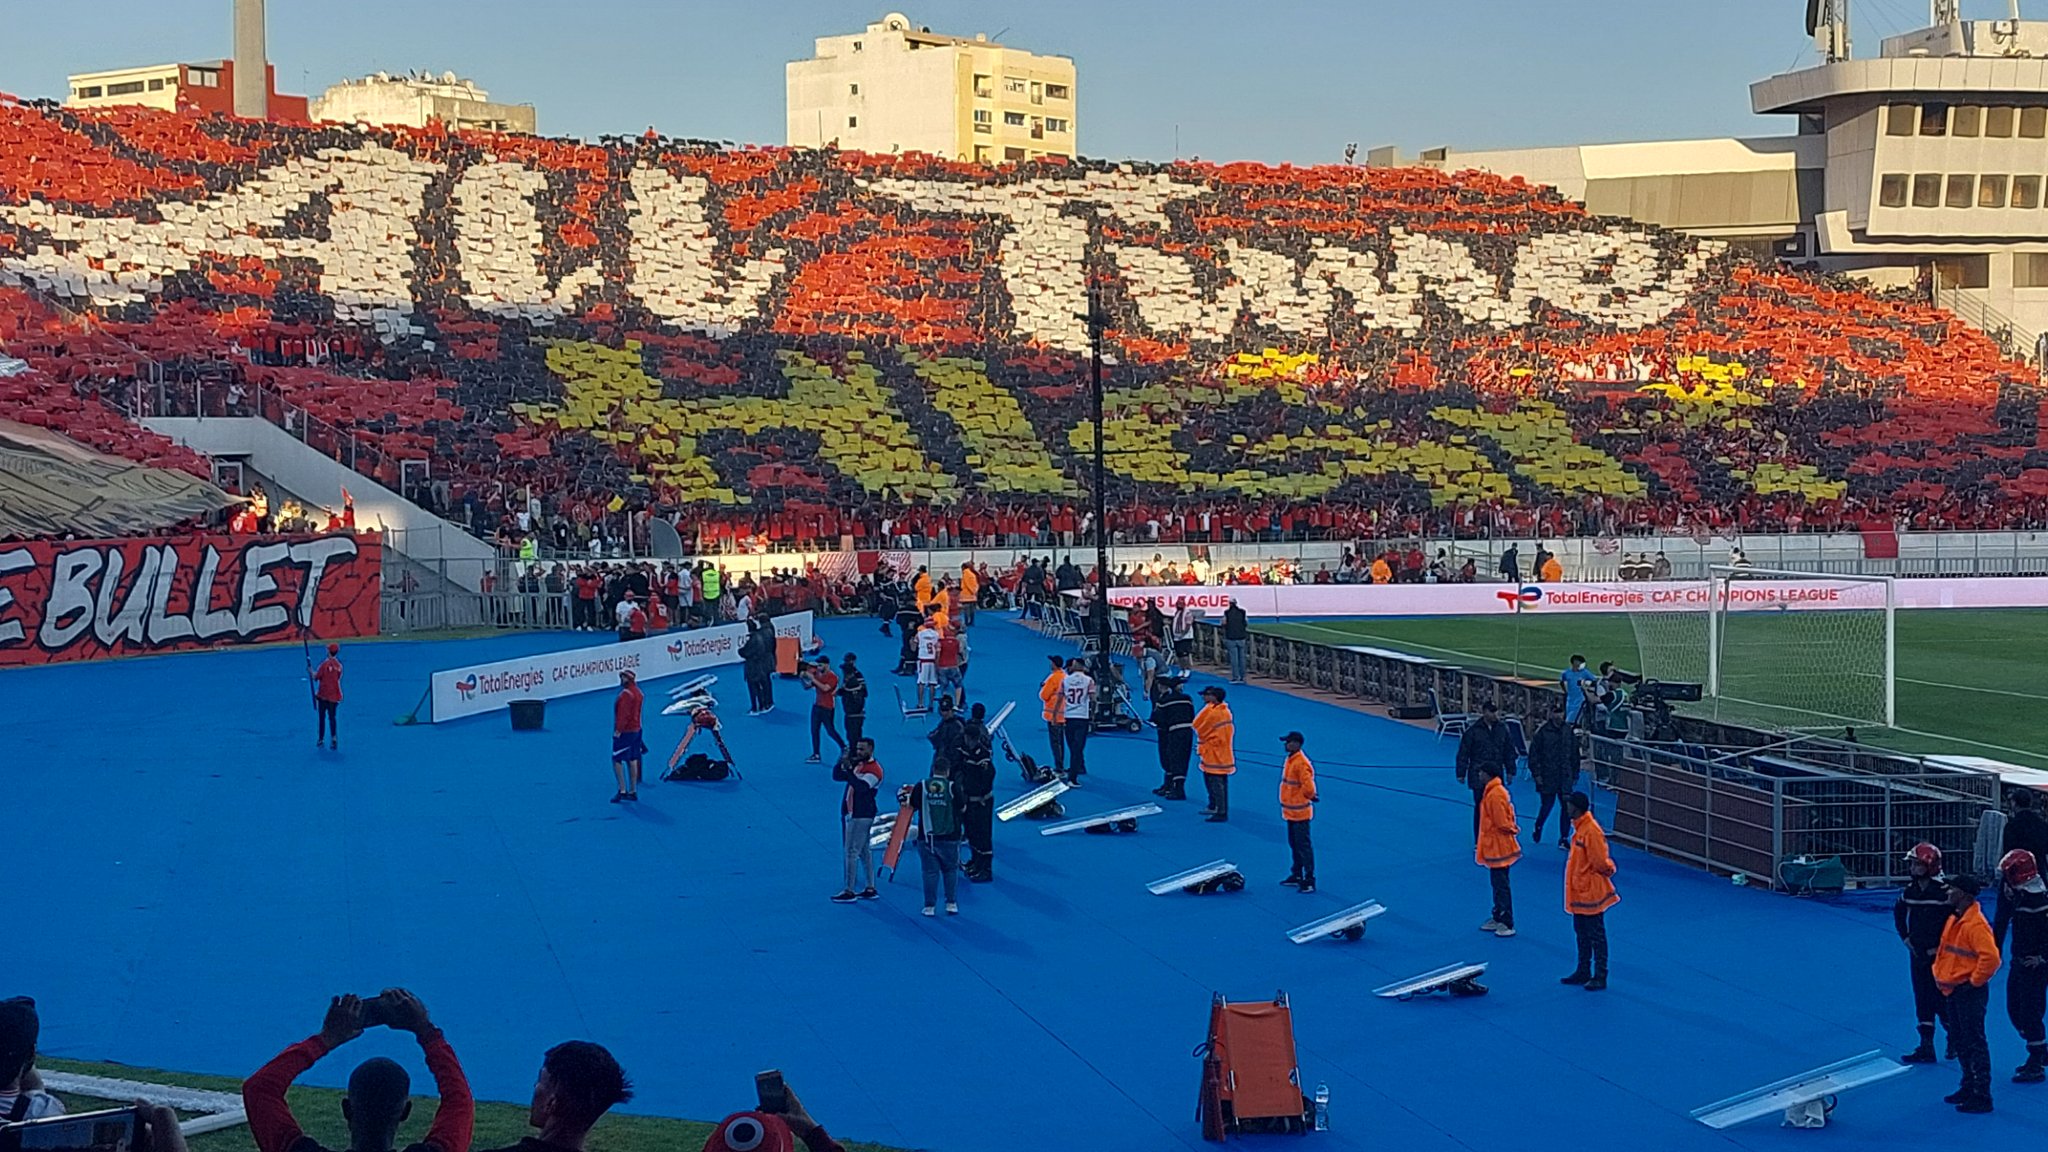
[5,100,2048,552]
[1,992,849,1152]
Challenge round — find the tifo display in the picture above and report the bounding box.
[2,100,2046,545]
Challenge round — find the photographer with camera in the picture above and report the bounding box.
[243,991,473,1152]
[0,997,62,1122]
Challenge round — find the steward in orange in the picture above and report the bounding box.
[1368,556,1392,584]
[1278,732,1318,893]
[960,564,980,627]
[1193,685,1235,823]
[1936,875,2003,1114]
[1559,792,1617,990]
[1474,764,1520,937]
[1039,655,1068,779]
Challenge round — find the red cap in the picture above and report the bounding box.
[701,1112,793,1152]
[327,643,339,655]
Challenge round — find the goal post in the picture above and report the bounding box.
[1630,566,1896,732]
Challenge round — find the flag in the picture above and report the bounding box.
[607,495,627,513]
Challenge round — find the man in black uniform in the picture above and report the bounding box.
[959,703,998,882]
[1150,674,1195,801]
[928,695,967,774]
[1897,842,1954,1064]
[839,653,868,749]
[1998,790,2048,947]
[2000,848,2048,1083]
[1454,702,1515,842]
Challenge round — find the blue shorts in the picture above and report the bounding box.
[612,731,648,763]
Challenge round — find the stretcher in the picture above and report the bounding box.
[1038,802,1162,836]
[1286,900,1386,944]
[1149,859,1244,895]
[1373,963,1488,999]
[1194,990,1311,1138]
[1689,1051,1909,1130]
[996,778,1070,821]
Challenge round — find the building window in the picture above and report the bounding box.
[1878,173,1909,208]
[1004,111,1025,126]
[1031,117,1044,139]
[148,78,164,91]
[1004,146,1026,160]
[1953,105,1982,137]
[108,81,146,96]
[1936,256,1990,289]
[1886,104,1917,136]
[1912,174,1942,208]
[2018,253,2048,288]
[1046,117,1069,133]
[1987,106,2017,138]
[974,145,991,163]
[1030,81,1043,105]
[973,109,991,123]
[849,83,859,96]
[1946,174,1975,208]
[188,68,218,87]
[2025,107,2048,138]
[1921,103,1950,136]
[1004,76,1027,94]
[853,40,863,51]
[847,116,858,128]
[77,85,103,98]
[973,73,991,98]
[1047,83,1070,100]
[1980,175,2009,207]
[2016,175,2042,209]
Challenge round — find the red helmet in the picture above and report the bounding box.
[1904,842,1943,870]
[2002,849,2041,887]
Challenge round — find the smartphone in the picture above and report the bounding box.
[753,1069,788,1115]
[1,1107,139,1152]
[359,992,397,1028]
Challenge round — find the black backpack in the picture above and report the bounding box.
[665,753,731,782]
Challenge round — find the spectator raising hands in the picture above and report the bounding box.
[242,991,473,1152]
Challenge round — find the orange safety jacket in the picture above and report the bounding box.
[1934,902,2002,992]
[1279,750,1317,821]
[1475,776,1521,869]
[1564,811,1619,915]
[1194,703,1236,775]
[1040,671,1066,724]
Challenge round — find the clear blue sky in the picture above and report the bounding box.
[0,0,2000,163]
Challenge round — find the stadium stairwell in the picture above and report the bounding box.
[144,415,494,590]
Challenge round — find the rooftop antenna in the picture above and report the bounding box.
[1807,0,1851,63]
[1931,0,1961,26]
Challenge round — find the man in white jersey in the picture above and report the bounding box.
[1060,657,1097,786]
[914,614,942,710]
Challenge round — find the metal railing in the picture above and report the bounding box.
[1591,733,1995,888]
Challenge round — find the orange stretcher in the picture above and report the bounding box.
[1195,990,1308,1139]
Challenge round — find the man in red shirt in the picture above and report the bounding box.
[612,670,645,803]
[802,658,846,765]
[314,643,343,750]
[242,990,472,1152]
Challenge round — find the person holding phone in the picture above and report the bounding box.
[242,991,474,1152]
[700,1073,844,1152]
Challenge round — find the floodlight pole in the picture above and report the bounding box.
[1082,286,1114,691]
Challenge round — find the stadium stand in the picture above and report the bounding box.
[3,97,2048,548]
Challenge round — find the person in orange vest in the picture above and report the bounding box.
[1193,686,1235,823]
[1474,763,1521,937]
[1539,553,1563,583]
[1368,555,1392,585]
[1559,792,1617,989]
[959,563,980,628]
[1039,655,1068,780]
[1278,731,1317,892]
[1936,875,2002,1113]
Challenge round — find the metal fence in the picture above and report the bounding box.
[1592,734,1995,888]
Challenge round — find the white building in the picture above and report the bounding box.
[787,12,1077,163]
[310,71,535,134]
[1375,2,2048,359]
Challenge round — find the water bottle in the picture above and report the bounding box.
[1732,872,1750,887]
[1313,1082,1329,1132]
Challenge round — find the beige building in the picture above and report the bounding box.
[66,59,306,120]
[787,12,1076,163]
[311,72,535,134]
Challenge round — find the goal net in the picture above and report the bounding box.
[1627,566,1895,731]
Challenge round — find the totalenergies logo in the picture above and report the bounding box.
[455,674,479,699]
[1496,585,1543,612]
[666,641,685,661]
